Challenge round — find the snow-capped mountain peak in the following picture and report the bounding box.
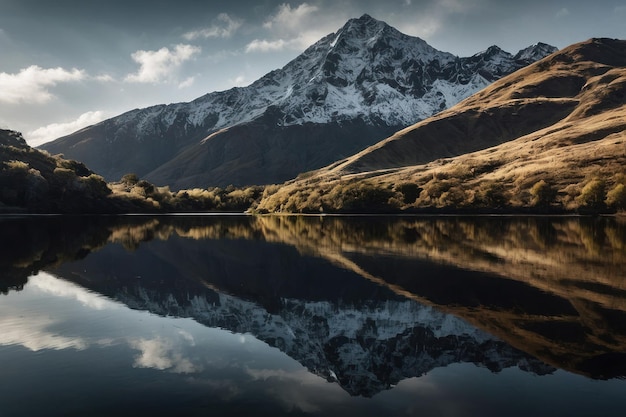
[41,14,558,188]
[103,14,557,133]
[514,42,559,64]
[112,15,555,133]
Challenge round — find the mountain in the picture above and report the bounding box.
[40,14,556,189]
[256,38,626,213]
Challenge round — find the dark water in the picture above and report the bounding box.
[1,214,626,416]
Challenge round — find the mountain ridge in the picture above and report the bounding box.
[40,14,556,188]
[256,37,626,214]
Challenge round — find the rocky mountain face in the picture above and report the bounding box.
[40,15,556,188]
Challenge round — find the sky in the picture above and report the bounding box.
[0,0,624,146]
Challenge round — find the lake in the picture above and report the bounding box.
[1,214,625,416]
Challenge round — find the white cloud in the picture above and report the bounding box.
[0,315,88,352]
[263,3,319,32]
[130,337,198,373]
[178,76,196,89]
[396,18,443,39]
[246,2,330,53]
[27,273,119,310]
[228,74,248,87]
[27,110,108,147]
[125,44,201,84]
[0,65,85,104]
[556,7,570,18]
[95,74,115,82]
[245,38,290,53]
[183,13,242,40]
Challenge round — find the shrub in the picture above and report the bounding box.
[576,179,606,210]
[606,183,626,210]
[135,180,155,194]
[422,179,454,201]
[55,159,91,177]
[4,160,29,171]
[529,180,557,207]
[327,181,395,212]
[82,174,111,197]
[396,182,422,204]
[439,187,466,207]
[121,173,140,186]
[477,181,508,208]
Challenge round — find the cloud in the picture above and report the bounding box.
[228,74,248,87]
[130,337,199,374]
[245,38,290,53]
[395,18,442,39]
[125,44,201,83]
[0,65,85,104]
[27,111,108,146]
[0,315,88,352]
[263,3,319,32]
[27,273,119,310]
[183,13,242,40]
[246,2,329,53]
[245,367,344,413]
[178,76,196,89]
[556,7,570,18]
[95,74,115,82]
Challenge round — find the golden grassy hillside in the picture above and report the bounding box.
[257,38,626,213]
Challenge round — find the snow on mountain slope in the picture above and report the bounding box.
[113,15,554,134]
[115,284,553,397]
[41,14,557,187]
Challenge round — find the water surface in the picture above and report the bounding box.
[1,215,625,416]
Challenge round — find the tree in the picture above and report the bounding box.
[121,173,139,186]
[606,183,626,210]
[576,179,606,210]
[396,182,422,204]
[478,181,507,208]
[529,180,557,207]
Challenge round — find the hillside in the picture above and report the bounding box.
[257,38,626,214]
[40,15,554,189]
[0,129,129,213]
[0,129,263,213]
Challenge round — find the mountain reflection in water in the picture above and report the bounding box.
[1,214,626,416]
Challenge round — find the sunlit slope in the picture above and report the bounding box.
[258,38,626,213]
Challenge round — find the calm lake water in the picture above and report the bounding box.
[1,214,626,416]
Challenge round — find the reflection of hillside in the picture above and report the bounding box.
[0,216,116,293]
[253,215,626,379]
